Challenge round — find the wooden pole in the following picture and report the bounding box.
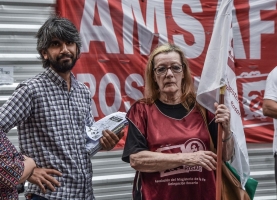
[216,85,226,200]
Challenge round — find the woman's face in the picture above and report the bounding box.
[153,51,184,97]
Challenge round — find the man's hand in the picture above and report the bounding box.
[100,130,124,151]
[27,168,62,193]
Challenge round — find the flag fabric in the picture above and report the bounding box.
[196,0,250,188]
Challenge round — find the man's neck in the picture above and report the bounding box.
[50,67,71,91]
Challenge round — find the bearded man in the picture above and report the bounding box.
[0,16,123,200]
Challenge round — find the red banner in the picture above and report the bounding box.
[56,0,277,143]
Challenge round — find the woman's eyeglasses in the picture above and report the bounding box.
[153,65,183,75]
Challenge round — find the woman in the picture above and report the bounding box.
[0,130,36,199]
[122,43,234,200]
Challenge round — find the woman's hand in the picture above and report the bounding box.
[130,150,217,173]
[214,102,234,161]
[214,102,231,139]
[185,150,217,171]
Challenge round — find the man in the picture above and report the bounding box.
[0,16,123,199]
[0,130,36,200]
[263,66,277,186]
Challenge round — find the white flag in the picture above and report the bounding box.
[196,0,250,187]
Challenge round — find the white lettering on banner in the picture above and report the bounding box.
[144,0,168,53]
[80,0,119,53]
[249,0,275,59]
[77,73,144,116]
[99,73,121,115]
[124,74,144,107]
[122,0,168,55]
[242,79,266,121]
[77,0,276,62]
[172,0,205,59]
[122,0,148,55]
[232,10,246,59]
[76,73,99,117]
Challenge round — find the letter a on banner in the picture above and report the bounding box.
[196,0,250,189]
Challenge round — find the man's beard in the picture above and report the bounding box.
[49,54,77,73]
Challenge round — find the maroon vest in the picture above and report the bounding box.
[127,102,216,200]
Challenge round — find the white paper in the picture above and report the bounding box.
[86,112,127,141]
[85,112,128,156]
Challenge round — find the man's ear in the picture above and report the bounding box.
[41,50,48,59]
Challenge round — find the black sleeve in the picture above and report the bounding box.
[208,119,218,149]
[121,121,148,163]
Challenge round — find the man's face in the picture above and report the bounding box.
[42,38,78,73]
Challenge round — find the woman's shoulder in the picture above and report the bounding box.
[206,109,215,124]
[127,98,153,117]
[194,102,215,124]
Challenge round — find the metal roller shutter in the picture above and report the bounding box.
[0,1,275,200]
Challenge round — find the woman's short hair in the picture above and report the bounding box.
[144,43,196,109]
[36,15,82,68]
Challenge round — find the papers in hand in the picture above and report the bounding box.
[86,112,128,156]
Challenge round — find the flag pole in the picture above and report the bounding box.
[216,85,226,200]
